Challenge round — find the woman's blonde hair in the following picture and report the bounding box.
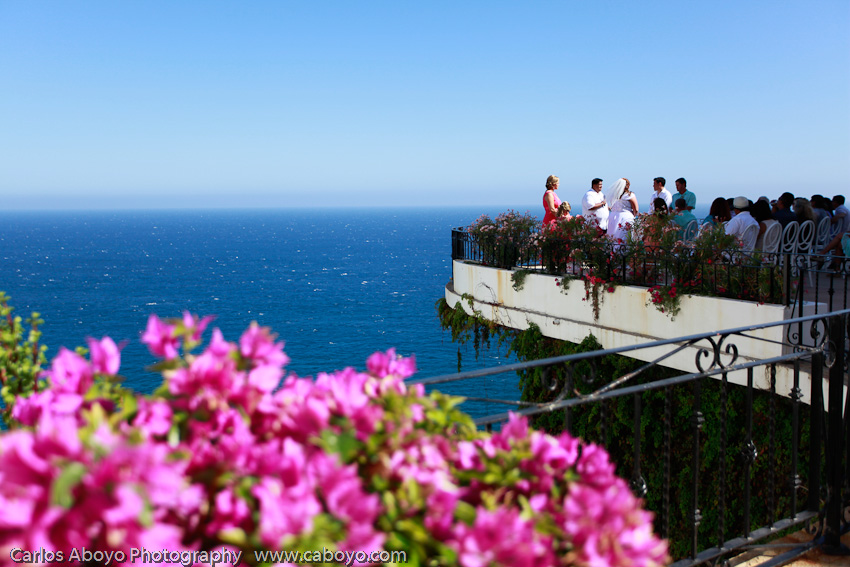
[546,175,559,189]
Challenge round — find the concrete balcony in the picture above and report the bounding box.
[446,260,844,407]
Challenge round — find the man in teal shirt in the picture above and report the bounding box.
[675,178,696,211]
[672,198,697,238]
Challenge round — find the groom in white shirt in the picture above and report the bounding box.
[581,178,609,232]
[650,177,673,212]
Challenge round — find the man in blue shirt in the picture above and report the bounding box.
[675,178,696,211]
[772,192,797,227]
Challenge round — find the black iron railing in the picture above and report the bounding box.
[416,309,850,565]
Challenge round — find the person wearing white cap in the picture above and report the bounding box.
[725,196,759,250]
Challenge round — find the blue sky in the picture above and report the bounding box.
[2,1,848,211]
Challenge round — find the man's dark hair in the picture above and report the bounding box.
[592,178,603,187]
[779,192,795,208]
[834,195,846,205]
[751,199,774,222]
[654,177,666,187]
[675,198,687,210]
[675,177,686,187]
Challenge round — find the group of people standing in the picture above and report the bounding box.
[542,175,690,242]
[542,175,850,263]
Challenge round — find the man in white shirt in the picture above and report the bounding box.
[725,196,759,250]
[649,177,673,212]
[581,178,609,232]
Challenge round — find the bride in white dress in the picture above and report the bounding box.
[605,178,638,243]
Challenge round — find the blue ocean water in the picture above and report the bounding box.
[0,207,523,416]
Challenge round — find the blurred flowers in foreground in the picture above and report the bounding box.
[0,303,668,567]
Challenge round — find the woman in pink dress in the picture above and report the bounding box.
[542,175,562,227]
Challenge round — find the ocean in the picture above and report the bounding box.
[0,207,523,416]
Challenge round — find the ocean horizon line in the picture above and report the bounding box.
[0,203,537,214]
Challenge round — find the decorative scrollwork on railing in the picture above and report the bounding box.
[574,358,600,389]
[785,313,831,351]
[695,334,740,373]
[823,337,838,368]
[808,317,828,349]
[792,252,809,272]
[537,359,602,404]
[786,325,802,348]
[539,366,567,403]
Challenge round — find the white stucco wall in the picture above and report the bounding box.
[446,260,841,406]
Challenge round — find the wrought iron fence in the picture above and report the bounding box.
[452,227,783,303]
[414,310,850,565]
[452,227,850,310]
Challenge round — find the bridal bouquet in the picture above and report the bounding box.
[0,308,669,567]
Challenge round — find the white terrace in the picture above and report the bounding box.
[445,260,843,406]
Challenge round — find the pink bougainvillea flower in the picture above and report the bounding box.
[168,346,238,399]
[181,311,215,342]
[87,336,122,375]
[563,480,668,567]
[208,327,235,358]
[451,507,554,567]
[11,390,83,426]
[141,315,179,359]
[366,348,416,382]
[239,322,289,369]
[252,475,321,546]
[0,315,669,565]
[206,487,251,536]
[132,399,173,437]
[43,347,93,394]
[247,364,283,394]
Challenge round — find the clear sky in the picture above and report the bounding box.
[2,1,848,211]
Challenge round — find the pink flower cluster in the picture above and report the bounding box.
[0,314,668,566]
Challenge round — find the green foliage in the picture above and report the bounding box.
[435,297,511,364]
[0,292,48,425]
[539,216,605,275]
[647,284,682,319]
[467,210,538,269]
[0,292,131,427]
[510,269,532,292]
[539,217,619,320]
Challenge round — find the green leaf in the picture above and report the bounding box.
[454,500,476,524]
[51,462,87,508]
[319,429,361,463]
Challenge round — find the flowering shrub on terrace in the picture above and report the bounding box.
[0,307,669,567]
[539,216,605,275]
[468,210,538,269]
[628,214,682,253]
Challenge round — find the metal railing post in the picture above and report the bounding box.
[783,252,791,307]
[824,313,846,551]
[808,350,824,513]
